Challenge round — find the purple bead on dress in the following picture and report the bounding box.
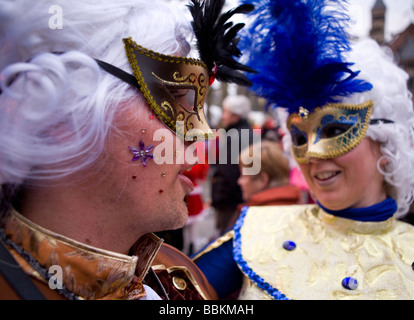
[128,140,154,167]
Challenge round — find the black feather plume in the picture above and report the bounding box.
[188,0,256,86]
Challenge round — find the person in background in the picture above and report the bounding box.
[0,0,254,300]
[237,141,302,208]
[211,95,255,234]
[261,113,283,143]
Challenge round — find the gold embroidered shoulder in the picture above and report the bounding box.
[1,208,162,300]
[234,205,414,300]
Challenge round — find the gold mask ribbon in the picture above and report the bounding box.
[287,100,373,164]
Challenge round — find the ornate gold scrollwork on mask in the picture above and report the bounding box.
[287,100,373,163]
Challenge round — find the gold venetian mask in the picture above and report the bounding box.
[287,100,373,164]
[123,37,213,141]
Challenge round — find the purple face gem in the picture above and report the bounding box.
[128,140,154,167]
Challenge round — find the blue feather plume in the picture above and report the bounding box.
[238,0,372,113]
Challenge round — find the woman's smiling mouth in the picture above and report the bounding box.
[314,171,341,183]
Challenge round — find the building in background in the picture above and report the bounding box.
[371,0,413,100]
[388,23,414,98]
[370,0,386,44]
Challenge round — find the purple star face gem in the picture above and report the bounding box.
[128,140,154,167]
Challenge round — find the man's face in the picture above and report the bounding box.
[93,98,197,238]
[221,107,240,128]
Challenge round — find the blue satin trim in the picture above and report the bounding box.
[317,197,397,222]
[233,206,289,300]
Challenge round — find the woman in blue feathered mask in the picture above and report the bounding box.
[193,0,414,299]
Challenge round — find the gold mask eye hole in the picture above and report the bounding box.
[321,123,353,139]
[290,125,308,146]
[292,133,307,146]
[169,88,196,112]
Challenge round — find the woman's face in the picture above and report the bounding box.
[299,138,387,210]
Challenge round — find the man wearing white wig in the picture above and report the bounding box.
[0,0,255,300]
[194,0,414,300]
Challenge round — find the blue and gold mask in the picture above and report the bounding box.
[287,100,373,164]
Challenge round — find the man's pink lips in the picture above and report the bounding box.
[178,167,195,195]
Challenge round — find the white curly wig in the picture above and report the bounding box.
[0,0,193,190]
[342,39,414,218]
